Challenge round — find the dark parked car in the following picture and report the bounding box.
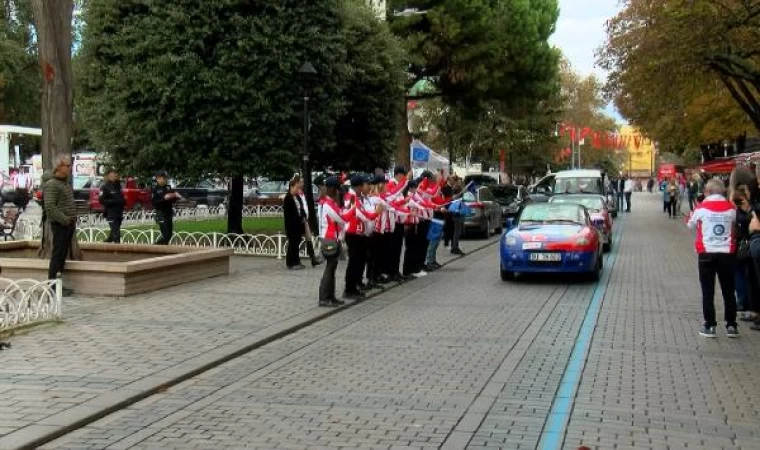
[174,180,228,207]
[462,186,503,238]
[491,185,532,221]
[463,174,499,188]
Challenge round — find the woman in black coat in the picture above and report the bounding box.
[283,178,305,269]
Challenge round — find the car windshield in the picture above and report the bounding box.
[519,204,584,225]
[550,195,604,212]
[490,186,518,204]
[464,175,497,187]
[553,177,603,194]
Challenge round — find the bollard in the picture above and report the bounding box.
[56,272,63,316]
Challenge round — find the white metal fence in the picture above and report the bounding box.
[16,205,284,240]
[73,228,316,258]
[0,278,62,332]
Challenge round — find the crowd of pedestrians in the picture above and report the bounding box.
[686,167,760,338]
[315,167,470,307]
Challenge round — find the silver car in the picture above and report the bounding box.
[463,187,503,238]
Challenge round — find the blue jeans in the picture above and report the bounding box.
[425,237,441,266]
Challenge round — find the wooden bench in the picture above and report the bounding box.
[0,207,20,241]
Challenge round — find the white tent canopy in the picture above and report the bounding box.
[410,139,449,178]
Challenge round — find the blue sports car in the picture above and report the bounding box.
[500,203,604,281]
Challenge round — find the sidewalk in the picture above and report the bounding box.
[0,235,497,449]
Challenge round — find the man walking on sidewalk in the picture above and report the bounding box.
[687,178,739,338]
[623,175,634,212]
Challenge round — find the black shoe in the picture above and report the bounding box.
[378,274,392,284]
[433,262,442,269]
[699,325,716,338]
[311,260,323,267]
[343,291,366,301]
[726,326,740,338]
[451,249,465,256]
[288,265,306,270]
[330,298,346,306]
[319,300,337,307]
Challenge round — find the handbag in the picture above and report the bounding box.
[320,239,341,258]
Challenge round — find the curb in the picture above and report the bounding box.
[1,237,499,450]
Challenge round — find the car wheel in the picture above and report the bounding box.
[603,239,611,253]
[500,266,514,281]
[590,255,603,281]
[481,218,491,239]
[132,202,143,211]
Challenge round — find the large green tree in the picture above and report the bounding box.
[599,0,759,153]
[389,0,560,166]
[325,0,406,172]
[0,0,39,127]
[79,0,352,232]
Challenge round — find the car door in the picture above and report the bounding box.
[479,188,498,226]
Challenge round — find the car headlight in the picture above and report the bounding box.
[576,237,589,246]
[505,236,518,246]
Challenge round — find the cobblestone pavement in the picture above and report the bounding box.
[14,192,760,449]
[0,232,496,449]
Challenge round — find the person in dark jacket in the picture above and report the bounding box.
[283,177,306,269]
[44,156,76,283]
[151,171,179,245]
[100,168,125,243]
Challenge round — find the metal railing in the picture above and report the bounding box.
[74,228,316,258]
[16,204,285,240]
[0,278,62,332]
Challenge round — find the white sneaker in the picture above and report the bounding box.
[413,271,428,278]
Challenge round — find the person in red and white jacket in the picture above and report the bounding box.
[686,178,739,338]
[343,175,380,300]
[318,177,356,307]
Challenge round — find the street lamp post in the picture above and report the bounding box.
[298,62,318,232]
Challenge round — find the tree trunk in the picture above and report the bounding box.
[30,0,74,171]
[395,98,411,169]
[227,175,245,234]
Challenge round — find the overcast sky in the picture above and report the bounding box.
[550,0,623,119]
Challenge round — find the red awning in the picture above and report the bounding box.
[699,158,736,174]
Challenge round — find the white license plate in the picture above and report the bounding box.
[530,253,561,262]
[522,242,542,250]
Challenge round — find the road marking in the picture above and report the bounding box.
[537,217,626,450]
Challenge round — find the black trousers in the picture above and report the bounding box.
[698,253,737,327]
[366,233,385,282]
[345,234,367,293]
[415,221,430,270]
[319,253,340,302]
[155,213,173,245]
[105,216,123,244]
[390,224,405,276]
[667,198,677,217]
[48,222,74,280]
[624,192,632,212]
[403,225,418,276]
[285,230,303,267]
[443,214,454,246]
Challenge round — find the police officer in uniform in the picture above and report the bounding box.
[152,171,180,245]
[100,168,125,243]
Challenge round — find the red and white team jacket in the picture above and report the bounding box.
[344,189,378,235]
[319,197,355,241]
[687,194,736,254]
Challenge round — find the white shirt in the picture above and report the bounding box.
[623,180,634,193]
[14,173,30,190]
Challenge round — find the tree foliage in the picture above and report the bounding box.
[0,0,39,126]
[79,0,350,178]
[599,0,759,152]
[388,0,561,165]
